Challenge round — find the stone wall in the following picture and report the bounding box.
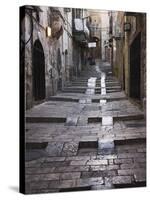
[126,13,146,104]
[113,12,146,108]
[22,6,74,109]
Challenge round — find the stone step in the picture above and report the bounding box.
[47,96,127,103]
[92,97,128,102]
[48,96,79,102]
[62,88,122,94]
[62,89,85,93]
[114,137,146,145]
[106,89,122,93]
[88,114,144,123]
[64,85,121,89]
[26,117,66,123]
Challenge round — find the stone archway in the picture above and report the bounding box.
[33,39,46,101]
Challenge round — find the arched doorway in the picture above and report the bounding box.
[33,39,45,101]
[130,33,141,99]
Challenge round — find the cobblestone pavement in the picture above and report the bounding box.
[25,62,146,194]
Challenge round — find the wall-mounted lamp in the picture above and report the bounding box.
[46,26,51,37]
[124,22,131,32]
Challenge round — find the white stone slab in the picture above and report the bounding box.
[86,88,95,95]
[102,116,113,126]
[100,99,107,105]
[101,88,106,95]
[66,116,78,126]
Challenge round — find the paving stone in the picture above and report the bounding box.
[45,142,64,156]
[76,177,104,187]
[42,161,70,168]
[70,160,88,165]
[112,176,132,185]
[118,153,145,159]
[54,166,89,173]
[25,157,45,167]
[108,159,114,165]
[81,170,116,178]
[106,165,119,170]
[26,180,51,190]
[102,117,113,126]
[100,99,107,105]
[25,149,48,162]
[114,158,133,164]
[118,168,146,176]
[65,156,91,161]
[97,154,117,160]
[101,88,106,95]
[44,157,66,162]
[120,163,142,169]
[86,88,95,95]
[50,179,77,189]
[98,139,115,155]
[60,172,81,180]
[26,167,55,175]
[79,99,86,104]
[87,159,108,165]
[26,173,60,182]
[65,116,78,126]
[61,142,79,156]
[89,165,107,171]
[134,157,146,163]
[98,139,114,149]
[25,62,146,193]
[134,172,146,183]
[104,177,114,188]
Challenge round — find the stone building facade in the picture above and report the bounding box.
[88,10,102,60]
[111,11,146,109]
[99,11,110,61]
[72,8,90,75]
[20,6,89,110]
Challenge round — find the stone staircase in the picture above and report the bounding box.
[25,62,146,194]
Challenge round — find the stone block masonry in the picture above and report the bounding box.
[25,61,146,194]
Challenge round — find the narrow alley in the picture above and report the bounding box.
[25,60,146,193]
[20,6,146,194]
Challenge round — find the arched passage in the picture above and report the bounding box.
[33,39,46,101]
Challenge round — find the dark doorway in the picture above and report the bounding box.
[130,33,141,99]
[123,57,125,90]
[33,40,45,101]
[57,48,62,91]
